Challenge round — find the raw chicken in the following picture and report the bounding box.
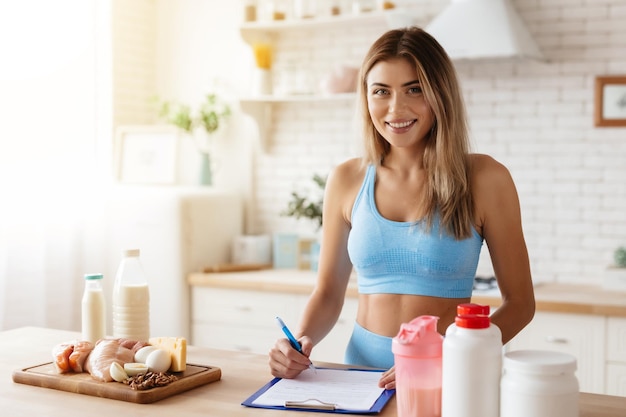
[84,339,135,382]
[68,340,95,373]
[52,342,75,374]
[118,338,150,354]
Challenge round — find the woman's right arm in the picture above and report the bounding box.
[268,160,362,379]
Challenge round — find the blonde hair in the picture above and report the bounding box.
[357,27,473,239]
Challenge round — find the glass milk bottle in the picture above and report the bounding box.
[392,315,443,417]
[112,249,150,342]
[81,273,106,343]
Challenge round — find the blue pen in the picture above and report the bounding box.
[275,316,316,373]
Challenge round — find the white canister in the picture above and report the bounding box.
[501,350,579,417]
[232,234,272,265]
[253,69,272,96]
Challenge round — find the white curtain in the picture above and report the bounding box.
[0,0,112,331]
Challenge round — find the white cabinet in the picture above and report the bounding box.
[106,186,243,339]
[606,317,626,396]
[607,364,626,397]
[190,278,626,396]
[191,287,303,353]
[191,286,357,363]
[508,311,606,394]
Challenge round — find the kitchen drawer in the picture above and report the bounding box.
[508,311,605,394]
[607,317,626,362]
[192,287,302,326]
[191,322,280,354]
[606,363,626,397]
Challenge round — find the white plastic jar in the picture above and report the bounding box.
[501,350,579,417]
[441,303,502,417]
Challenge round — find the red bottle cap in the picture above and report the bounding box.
[455,314,491,329]
[457,303,490,316]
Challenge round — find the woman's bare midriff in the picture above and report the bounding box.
[356,293,471,337]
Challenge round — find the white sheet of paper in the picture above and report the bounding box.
[251,368,386,411]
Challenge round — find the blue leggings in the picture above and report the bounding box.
[344,322,394,370]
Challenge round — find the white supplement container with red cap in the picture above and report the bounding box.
[441,303,502,417]
[500,350,579,417]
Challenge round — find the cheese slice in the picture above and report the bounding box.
[149,336,187,372]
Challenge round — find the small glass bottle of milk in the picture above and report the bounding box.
[112,249,150,342]
[81,273,106,343]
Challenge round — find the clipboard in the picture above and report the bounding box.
[241,368,395,414]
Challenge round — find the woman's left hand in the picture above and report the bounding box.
[378,366,396,390]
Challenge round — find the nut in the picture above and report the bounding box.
[122,371,178,390]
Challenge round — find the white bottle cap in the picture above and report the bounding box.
[123,249,140,257]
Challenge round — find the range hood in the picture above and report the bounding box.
[425,0,544,61]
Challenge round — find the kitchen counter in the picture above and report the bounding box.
[2,327,625,416]
[188,269,626,317]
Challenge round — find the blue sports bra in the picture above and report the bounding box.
[347,165,484,298]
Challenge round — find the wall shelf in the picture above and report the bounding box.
[240,93,355,103]
[238,7,423,151]
[240,93,356,151]
[240,11,395,43]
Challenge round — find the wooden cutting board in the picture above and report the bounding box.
[12,362,221,404]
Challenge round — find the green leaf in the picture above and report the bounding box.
[281,175,326,230]
[156,93,231,136]
[615,247,626,268]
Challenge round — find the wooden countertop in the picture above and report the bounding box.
[188,269,626,317]
[189,268,356,295]
[473,281,626,317]
[2,327,625,416]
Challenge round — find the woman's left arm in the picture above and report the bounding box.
[472,154,535,344]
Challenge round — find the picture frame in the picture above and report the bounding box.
[114,125,181,184]
[296,237,316,270]
[594,75,626,127]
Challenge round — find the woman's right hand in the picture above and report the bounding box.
[378,366,396,390]
[268,336,314,379]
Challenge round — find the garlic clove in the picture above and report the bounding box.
[110,361,129,382]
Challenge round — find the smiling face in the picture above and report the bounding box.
[366,58,435,152]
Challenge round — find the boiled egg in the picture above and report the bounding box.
[145,349,171,373]
[124,362,149,376]
[134,345,158,363]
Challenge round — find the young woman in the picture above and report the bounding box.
[268,26,535,390]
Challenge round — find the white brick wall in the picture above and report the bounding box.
[248,0,626,285]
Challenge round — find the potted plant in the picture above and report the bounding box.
[282,174,326,230]
[281,174,326,271]
[604,246,626,290]
[614,247,626,267]
[196,93,231,135]
[158,93,231,185]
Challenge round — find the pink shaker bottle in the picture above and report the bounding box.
[392,315,443,417]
